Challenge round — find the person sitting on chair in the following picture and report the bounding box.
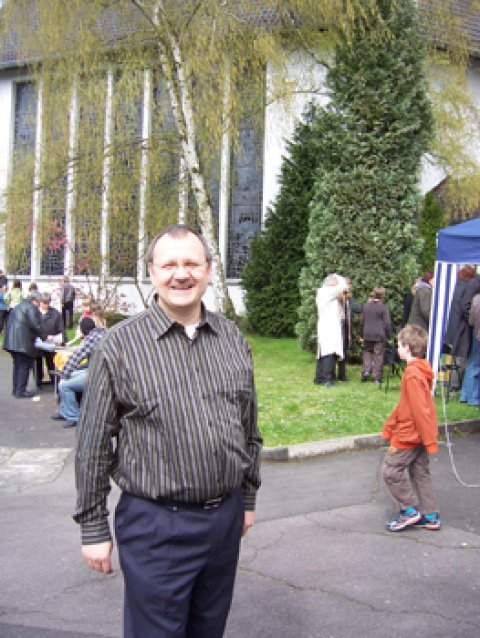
[51,317,106,428]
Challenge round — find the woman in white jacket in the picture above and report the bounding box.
[314,273,348,387]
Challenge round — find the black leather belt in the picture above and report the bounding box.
[202,496,228,510]
[125,491,232,511]
[156,493,230,511]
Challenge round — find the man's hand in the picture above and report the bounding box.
[242,510,256,537]
[82,541,113,574]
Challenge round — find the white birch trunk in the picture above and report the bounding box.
[100,68,114,292]
[65,78,79,275]
[138,67,151,283]
[31,78,43,281]
[152,2,231,314]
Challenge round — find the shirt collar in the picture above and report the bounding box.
[149,296,220,338]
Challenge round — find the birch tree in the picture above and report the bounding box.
[1,0,371,313]
[2,0,478,315]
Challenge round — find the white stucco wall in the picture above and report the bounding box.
[263,53,480,206]
[262,50,329,218]
[419,58,480,195]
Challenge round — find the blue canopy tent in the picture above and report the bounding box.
[428,217,480,381]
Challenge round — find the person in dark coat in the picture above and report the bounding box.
[60,275,76,330]
[443,266,477,388]
[460,273,480,342]
[35,292,65,387]
[399,278,419,329]
[3,291,48,398]
[360,286,391,383]
[408,271,434,332]
[444,267,475,351]
[461,291,480,406]
[336,278,363,382]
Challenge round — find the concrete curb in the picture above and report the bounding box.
[262,418,480,462]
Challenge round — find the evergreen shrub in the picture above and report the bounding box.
[242,104,321,337]
[297,0,434,351]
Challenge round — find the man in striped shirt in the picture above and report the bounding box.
[74,224,262,638]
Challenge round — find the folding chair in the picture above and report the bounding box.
[381,341,404,393]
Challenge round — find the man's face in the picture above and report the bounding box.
[148,232,211,320]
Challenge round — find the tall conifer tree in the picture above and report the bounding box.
[242,104,322,336]
[297,0,434,351]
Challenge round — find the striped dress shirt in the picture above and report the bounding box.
[74,299,262,544]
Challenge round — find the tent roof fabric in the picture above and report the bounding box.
[436,217,480,263]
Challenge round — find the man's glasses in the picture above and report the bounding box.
[152,261,208,276]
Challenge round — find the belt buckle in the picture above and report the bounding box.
[203,496,223,510]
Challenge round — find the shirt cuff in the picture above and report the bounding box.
[80,520,112,545]
[242,490,257,511]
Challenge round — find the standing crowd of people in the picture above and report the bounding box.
[314,270,440,389]
[1,274,107,416]
[314,273,393,388]
[443,265,480,405]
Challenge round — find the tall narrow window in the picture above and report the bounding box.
[73,76,106,276]
[109,70,143,277]
[227,117,263,279]
[6,81,37,274]
[40,76,70,276]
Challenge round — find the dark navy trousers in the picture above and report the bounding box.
[115,491,244,638]
[11,352,33,396]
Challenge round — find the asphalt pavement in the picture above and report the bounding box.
[1,349,480,637]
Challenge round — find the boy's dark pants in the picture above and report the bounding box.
[382,445,437,514]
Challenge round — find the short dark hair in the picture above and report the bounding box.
[398,324,428,358]
[146,224,212,265]
[80,317,96,336]
[371,286,386,300]
[458,265,476,282]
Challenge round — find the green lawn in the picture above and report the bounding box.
[1,331,477,448]
[248,335,480,448]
